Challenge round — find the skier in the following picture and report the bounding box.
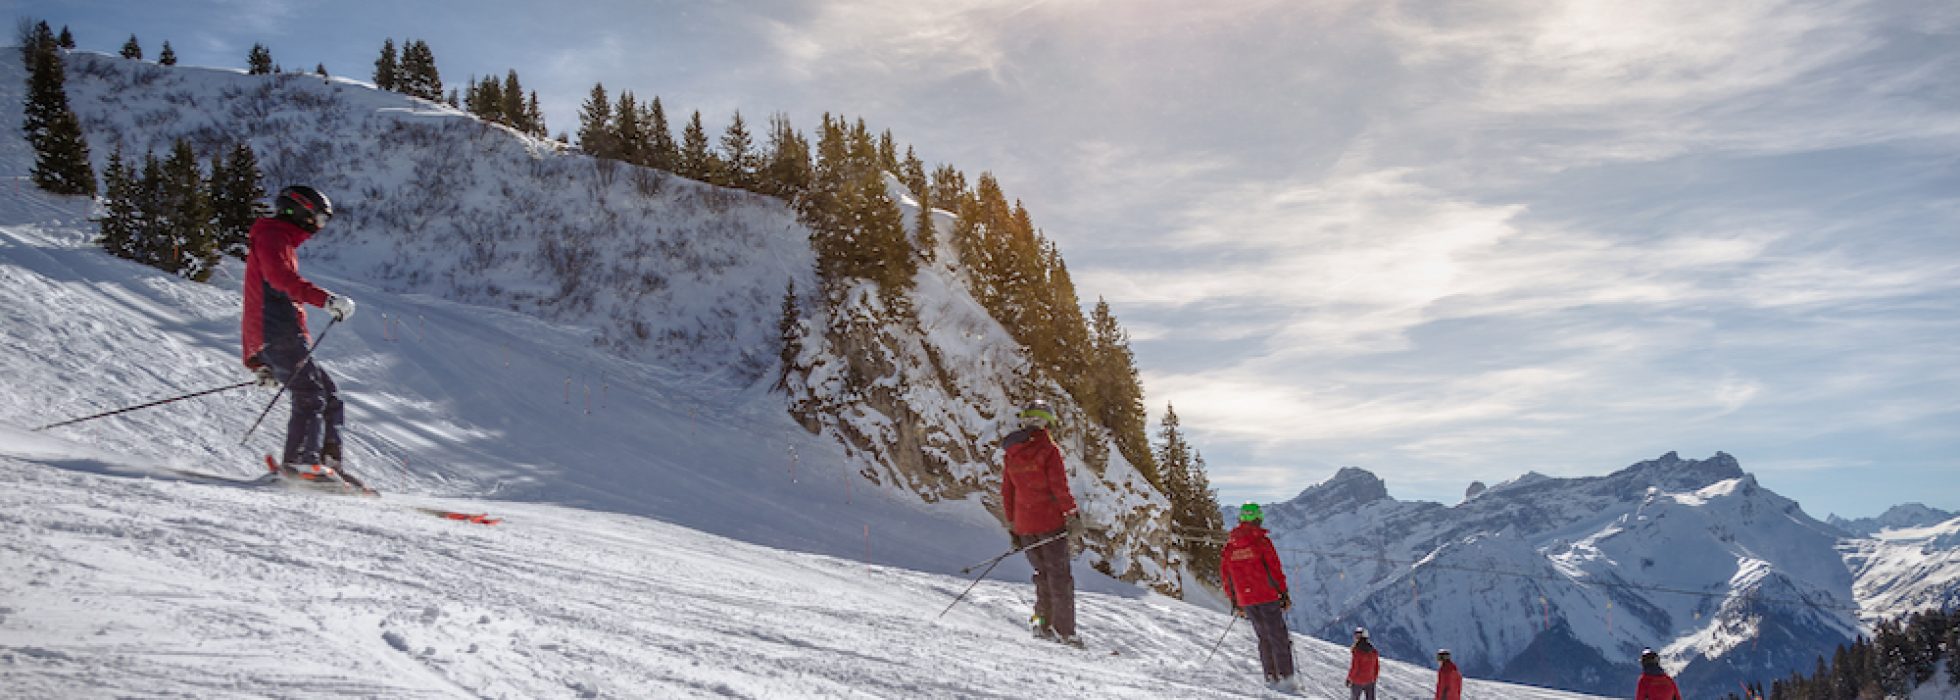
[1434,649,1462,700]
[1000,398,1082,647]
[1635,648,1682,700]
[1220,502,1297,690]
[1346,627,1380,700]
[242,185,357,481]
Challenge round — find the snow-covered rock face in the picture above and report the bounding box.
[780,177,1174,591]
[1251,452,1914,698]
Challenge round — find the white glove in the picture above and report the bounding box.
[325,294,357,322]
[252,366,280,389]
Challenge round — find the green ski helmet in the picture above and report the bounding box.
[1019,399,1057,428]
[1239,502,1263,523]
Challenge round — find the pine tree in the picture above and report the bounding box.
[397,40,441,100]
[576,82,612,158]
[1090,298,1157,486]
[56,26,74,50]
[500,70,525,131]
[466,74,502,122]
[373,38,398,91]
[210,143,263,259]
[900,146,926,202]
[526,91,546,137]
[314,63,327,77]
[611,91,645,165]
[159,140,218,281]
[719,110,757,190]
[645,96,677,170]
[158,41,176,66]
[877,129,898,173]
[246,43,272,75]
[761,112,811,199]
[120,34,141,60]
[96,147,139,259]
[776,280,803,390]
[23,38,95,196]
[679,110,712,181]
[19,20,54,69]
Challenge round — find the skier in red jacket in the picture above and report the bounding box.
[1636,648,1683,700]
[1434,649,1462,700]
[242,185,357,479]
[1000,399,1081,647]
[1221,503,1297,690]
[1347,627,1380,700]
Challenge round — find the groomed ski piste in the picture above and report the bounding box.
[1,52,1604,699]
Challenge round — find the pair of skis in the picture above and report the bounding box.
[154,457,500,526]
[255,455,501,525]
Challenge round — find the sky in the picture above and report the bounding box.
[18,0,1960,520]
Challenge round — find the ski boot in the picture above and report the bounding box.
[1029,615,1056,641]
[320,443,376,495]
[1055,633,1084,649]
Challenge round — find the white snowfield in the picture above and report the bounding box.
[0,448,1597,700]
[0,53,1607,698]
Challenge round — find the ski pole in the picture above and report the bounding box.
[241,318,337,444]
[1201,613,1239,666]
[34,381,256,431]
[960,531,1069,575]
[939,531,1070,620]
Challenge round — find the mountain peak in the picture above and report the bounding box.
[1617,451,1745,491]
[1287,466,1392,511]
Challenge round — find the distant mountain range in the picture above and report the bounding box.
[1828,503,1956,537]
[1235,452,1960,697]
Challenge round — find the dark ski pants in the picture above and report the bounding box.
[259,335,342,466]
[1245,601,1295,679]
[1024,532,1075,637]
[1348,682,1377,700]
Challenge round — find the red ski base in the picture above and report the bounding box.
[262,455,498,525]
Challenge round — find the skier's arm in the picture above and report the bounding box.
[1260,538,1288,593]
[252,228,328,306]
[1001,464,1016,530]
[1044,445,1077,515]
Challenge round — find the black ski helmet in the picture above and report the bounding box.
[275,185,333,232]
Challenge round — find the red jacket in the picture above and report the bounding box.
[1348,644,1380,686]
[241,218,328,366]
[1435,660,1462,700]
[1636,671,1681,700]
[1000,428,1076,536]
[1220,523,1287,607]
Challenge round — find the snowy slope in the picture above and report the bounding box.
[1244,453,1900,698]
[0,448,1604,699]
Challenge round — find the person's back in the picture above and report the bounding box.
[1635,649,1681,700]
[1221,504,1295,688]
[1434,650,1462,700]
[999,400,1080,646]
[1347,629,1380,700]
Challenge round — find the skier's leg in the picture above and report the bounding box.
[1248,603,1281,679]
[260,339,325,465]
[318,367,343,459]
[1039,536,1076,637]
[1025,544,1051,630]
